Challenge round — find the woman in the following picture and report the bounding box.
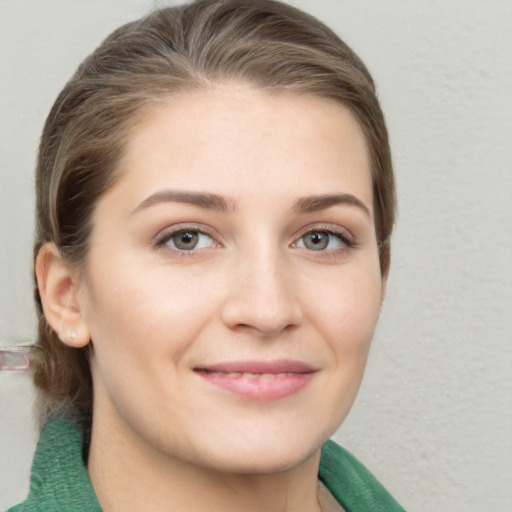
[8,0,403,510]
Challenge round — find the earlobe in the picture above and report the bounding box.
[35,242,90,348]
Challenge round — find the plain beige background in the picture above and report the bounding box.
[1,1,511,510]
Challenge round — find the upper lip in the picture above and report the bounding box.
[194,359,315,374]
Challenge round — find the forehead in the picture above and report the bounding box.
[109,85,373,212]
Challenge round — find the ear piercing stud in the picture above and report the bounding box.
[68,332,77,341]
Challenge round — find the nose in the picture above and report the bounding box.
[220,247,303,338]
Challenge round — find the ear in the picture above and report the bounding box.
[35,242,90,348]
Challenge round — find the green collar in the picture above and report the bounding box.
[9,415,404,512]
[319,440,405,511]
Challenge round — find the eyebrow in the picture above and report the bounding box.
[132,190,237,214]
[292,193,371,217]
[132,189,369,217]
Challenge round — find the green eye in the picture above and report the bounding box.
[163,230,214,251]
[172,231,198,250]
[296,230,352,251]
[302,231,331,250]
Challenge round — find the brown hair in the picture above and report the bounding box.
[33,0,395,424]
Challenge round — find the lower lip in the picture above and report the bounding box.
[196,371,314,401]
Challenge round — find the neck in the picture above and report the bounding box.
[87,407,324,512]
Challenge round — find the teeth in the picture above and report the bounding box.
[207,371,293,378]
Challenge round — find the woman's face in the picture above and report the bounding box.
[80,85,385,474]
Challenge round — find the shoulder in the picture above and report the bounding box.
[319,439,406,512]
[4,415,101,512]
[4,504,25,512]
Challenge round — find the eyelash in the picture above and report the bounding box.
[153,224,357,255]
[293,225,357,253]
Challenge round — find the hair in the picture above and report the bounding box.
[32,0,395,425]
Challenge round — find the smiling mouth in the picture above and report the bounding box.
[200,370,299,378]
[194,360,316,400]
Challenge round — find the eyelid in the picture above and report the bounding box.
[294,223,355,241]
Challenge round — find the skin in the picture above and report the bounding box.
[37,85,386,512]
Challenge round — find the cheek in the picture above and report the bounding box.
[317,262,383,364]
[84,249,220,338]
[83,270,206,427]
[82,255,235,418]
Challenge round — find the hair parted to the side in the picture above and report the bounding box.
[33,0,396,426]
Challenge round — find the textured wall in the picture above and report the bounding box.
[1,1,511,510]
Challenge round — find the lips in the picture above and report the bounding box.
[194,360,316,400]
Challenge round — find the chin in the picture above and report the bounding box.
[188,422,333,476]
[205,445,319,476]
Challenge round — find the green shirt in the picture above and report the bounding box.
[7,416,405,512]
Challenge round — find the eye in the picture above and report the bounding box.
[157,229,216,251]
[295,230,353,251]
